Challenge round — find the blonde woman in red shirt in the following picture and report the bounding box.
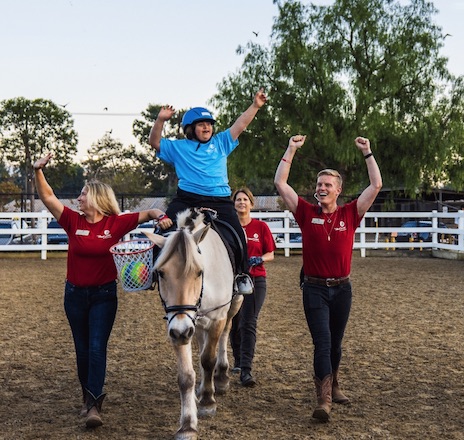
[34,153,172,428]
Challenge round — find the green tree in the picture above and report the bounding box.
[45,162,85,195]
[0,97,78,211]
[0,161,8,180]
[0,180,22,212]
[82,133,151,209]
[211,0,464,200]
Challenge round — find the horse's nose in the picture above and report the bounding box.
[169,326,195,344]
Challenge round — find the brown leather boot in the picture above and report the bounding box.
[332,369,350,405]
[84,390,106,428]
[312,374,332,421]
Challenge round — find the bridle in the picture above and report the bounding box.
[154,210,237,325]
[156,269,205,325]
[155,269,237,325]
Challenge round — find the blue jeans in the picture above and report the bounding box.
[302,282,352,380]
[230,276,267,370]
[64,280,118,397]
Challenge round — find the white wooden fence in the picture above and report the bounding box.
[0,209,463,260]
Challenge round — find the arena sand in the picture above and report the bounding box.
[1,253,463,440]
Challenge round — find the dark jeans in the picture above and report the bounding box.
[64,280,118,397]
[166,189,248,273]
[302,281,352,380]
[230,277,267,370]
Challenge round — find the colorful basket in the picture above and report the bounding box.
[110,240,156,292]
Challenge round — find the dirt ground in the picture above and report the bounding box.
[1,252,464,440]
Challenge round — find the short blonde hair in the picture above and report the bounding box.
[84,181,120,216]
[317,169,343,188]
[232,187,255,207]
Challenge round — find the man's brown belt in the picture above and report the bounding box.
[303,275,350,287]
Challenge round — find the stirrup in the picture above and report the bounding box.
[234,274,254,295]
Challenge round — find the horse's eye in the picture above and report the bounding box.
[197,270,203,278]
[157,270,164,279]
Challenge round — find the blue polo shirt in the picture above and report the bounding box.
[158,129,239,197]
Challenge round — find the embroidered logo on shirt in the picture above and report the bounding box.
[248,232,260,242]
[206,143,216,154]
[96,229,112,239]
[334,220,347,232]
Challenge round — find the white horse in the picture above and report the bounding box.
[144,208,243,440]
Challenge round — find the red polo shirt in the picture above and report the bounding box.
[58,206,139,287]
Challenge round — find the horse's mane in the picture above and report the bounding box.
[155,209,204,276]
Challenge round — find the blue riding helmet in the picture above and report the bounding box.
[181,107,216,131]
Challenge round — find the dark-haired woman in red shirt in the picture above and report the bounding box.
[229,187,276,387]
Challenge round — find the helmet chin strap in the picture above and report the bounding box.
[195,138,209,150]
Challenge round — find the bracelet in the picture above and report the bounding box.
[281,158,292,164]
[157,214,169,222]
[364,153,373,159]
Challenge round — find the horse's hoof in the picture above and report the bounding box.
[198,405,217,418]
[215,383,230,395]
[175,429,198,440]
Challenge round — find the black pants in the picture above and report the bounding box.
[166,189,248,273]
[230,276,267,370]
[302,281,352,380]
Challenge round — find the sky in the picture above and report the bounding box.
[1,0,463,161]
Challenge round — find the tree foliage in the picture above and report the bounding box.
[82,133,151,207]
[0,180,22,211]
[0,97,78,210]
[211,0,464,199]
[45,162,85,194]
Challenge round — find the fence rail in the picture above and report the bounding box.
[1,210,463,260]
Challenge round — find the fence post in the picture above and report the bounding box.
[458,210,464,249]
[432,210,438,248]
[359,217,366,257]
[284,210,290,257]
[40,211,48,260]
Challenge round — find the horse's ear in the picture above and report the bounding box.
[193,224,210,244]
[143,231,166,248]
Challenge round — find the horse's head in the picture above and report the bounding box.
[145,208,210,346]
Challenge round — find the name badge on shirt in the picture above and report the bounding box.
[312,218,325,225]
[75,229,90,236]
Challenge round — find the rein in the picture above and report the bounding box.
[195,295,236,319]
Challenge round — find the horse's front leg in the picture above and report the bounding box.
[196,319,226,417]
[173,343,198,440]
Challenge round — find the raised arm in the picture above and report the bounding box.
[229,88,267,141]
[33,153,64,221]
[274,135,306,213]
[354,137,382,217]
[148,105,176,152]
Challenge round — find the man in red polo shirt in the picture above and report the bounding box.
[274,135,382,421]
